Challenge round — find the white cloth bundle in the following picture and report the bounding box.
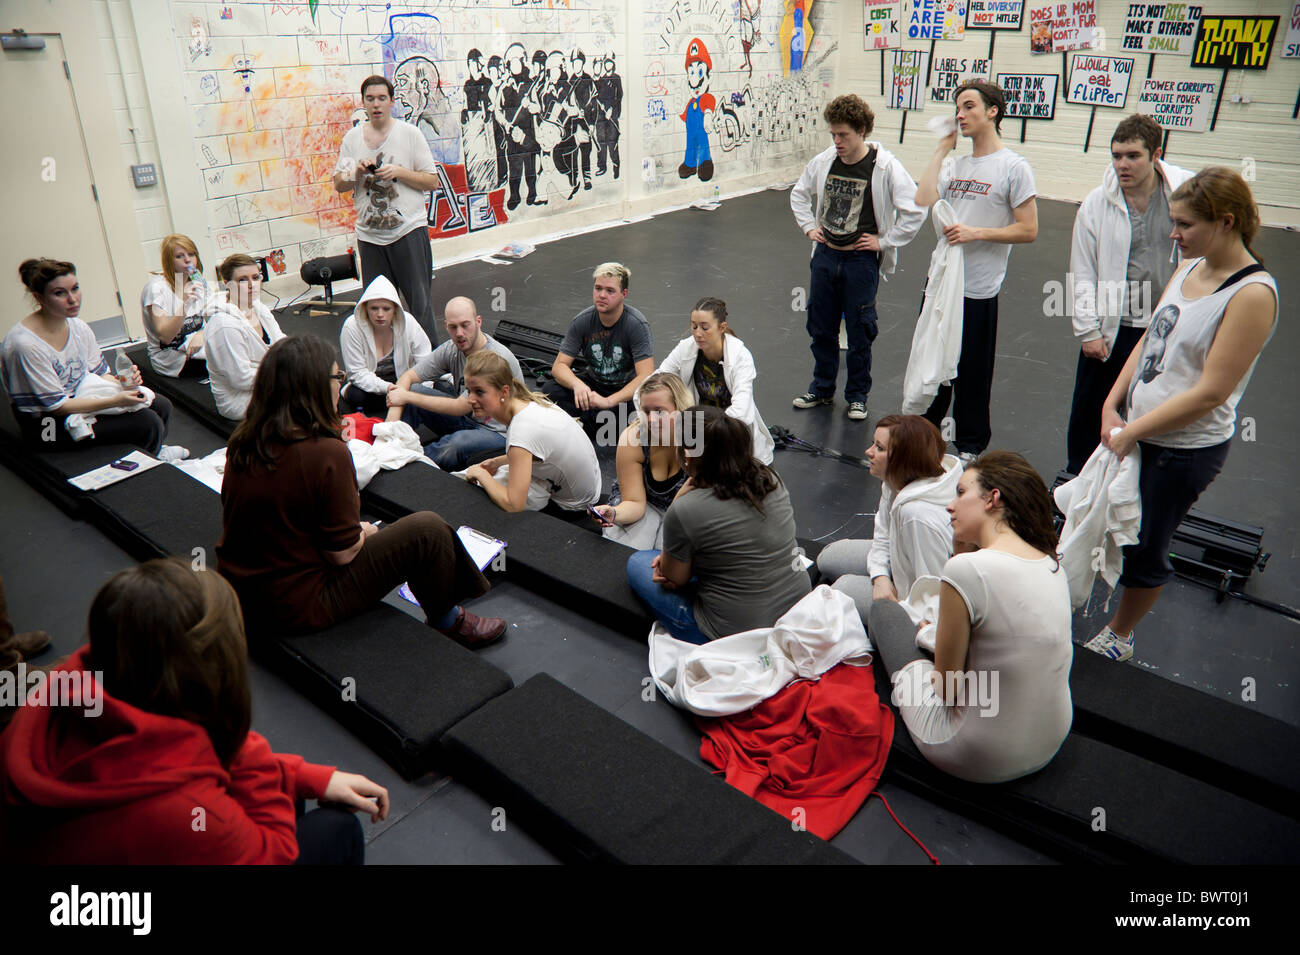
[902,199,965,415]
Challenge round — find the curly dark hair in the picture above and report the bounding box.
[823,94,875,136]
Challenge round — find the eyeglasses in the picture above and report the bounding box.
[330,372,347,383]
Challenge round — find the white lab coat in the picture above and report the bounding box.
[902,200,964,415]
[655,334,774,464]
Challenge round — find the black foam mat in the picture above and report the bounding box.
[871,658,1300,864]
[364,465,650,637]
[441,673,858,864]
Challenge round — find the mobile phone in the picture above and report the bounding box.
[110,459,140,472]
[588,504,612,526]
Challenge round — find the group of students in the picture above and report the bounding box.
[0,80,1280,864]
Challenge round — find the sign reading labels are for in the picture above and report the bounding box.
[1191,15,1279,69]
[1066,54,1135,108]
[1122,3,1203,56]
[996,72,1059,118]
[931,56,993,102]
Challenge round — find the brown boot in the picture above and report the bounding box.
[437,609,507,649]
[0,575,51,671]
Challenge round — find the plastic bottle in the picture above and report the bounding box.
[713,185,720,202]
[115,348,137,393]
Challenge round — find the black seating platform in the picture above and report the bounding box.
[871,663,1300,864]
[84,463,515,780]
[441,673,857,864]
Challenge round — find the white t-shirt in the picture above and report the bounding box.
[1,318,109,415]
[140,275,208,377]
[939,149,1036,298]
[504,401,600,511]
[1128,260,1278,449]
[892,549,1073,784]
[336,119,436,246]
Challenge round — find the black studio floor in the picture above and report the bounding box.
[3,187,1295,864]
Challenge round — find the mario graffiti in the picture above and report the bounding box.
[678,37,716,182]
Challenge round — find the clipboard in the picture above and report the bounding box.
[457,525,507,570]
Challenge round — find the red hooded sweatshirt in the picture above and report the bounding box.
[0,646,335,864]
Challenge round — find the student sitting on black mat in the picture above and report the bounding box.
[204,253,286,420]
[461,349,602,519]
[863,451,1073,784]
[3,257,184,459]
[140,232,212,379]
[218,335,507,648]
[339,274,432,418]
[0,559,388,864]
[627,406,810,644]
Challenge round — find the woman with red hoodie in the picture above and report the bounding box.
[0,559,389,864]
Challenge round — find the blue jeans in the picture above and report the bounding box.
[627,549,710,645]
[806,244,880,403]
[402,383,506,470]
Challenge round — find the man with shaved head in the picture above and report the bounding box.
[387,296,524,469]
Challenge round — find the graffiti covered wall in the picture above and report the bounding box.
[174,1,840,277]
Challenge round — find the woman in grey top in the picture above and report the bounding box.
[627,405,811,644]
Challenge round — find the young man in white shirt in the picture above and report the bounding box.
[1065,113,1194,474]
[789,94,926,421]
[334,75,442,343]
[915,81,1038,460]
[385,296,523,470]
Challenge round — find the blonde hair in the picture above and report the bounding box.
[159,234,202,278]
[593,261,630,291]
[464,350,553,407]
[635,372,692,422]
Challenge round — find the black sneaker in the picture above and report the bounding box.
[846,401,868,421]
[792,392,833,409]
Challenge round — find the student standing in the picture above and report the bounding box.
[334,75,441,342]
[914,81,1038,460]
[1065,114,1194,474]
[789,93,925,420]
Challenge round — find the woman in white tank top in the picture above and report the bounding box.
[1086,167,1278,663]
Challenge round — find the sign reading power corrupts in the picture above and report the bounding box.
[1191,15,1279,69]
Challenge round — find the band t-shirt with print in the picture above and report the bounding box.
[692,353,731,409]
[558,304,654,393]
[336,119,436,245]
[819,147,878,246]
[938,148,1036,298]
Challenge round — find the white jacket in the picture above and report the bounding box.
[1069,160,1195,348]
[790,142,927,278]
[902,200,964,414]
[204,300,286,419]
[340,276,433,395]
[655,334,774,465]
[1054,434,1142,609]
[649,585,872,717]
[866,453,962,598]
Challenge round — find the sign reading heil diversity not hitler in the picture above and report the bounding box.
[966,0,1025,29]
[1066,55,1135,108]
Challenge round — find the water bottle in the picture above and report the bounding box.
[713,185,720,201]
[185,264,205,304]
[115,348,137,394]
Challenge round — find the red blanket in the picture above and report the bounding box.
[698,661,894,840]
[342,412,383,444]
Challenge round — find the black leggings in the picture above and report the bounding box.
[16,395,173,456]
[293,799,364,865]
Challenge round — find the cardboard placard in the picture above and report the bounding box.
[1285,2,1300,58]
[966,0,1025,30]
[865,1,903,49]
[1135,78,1216,131]
[908,0,968,41]
[888,49,931,108]
[1066,55,1135,108]
[1029,1,1098,53]
[1191,15,1279,69]
[931,56,993,101]
[997,72,1059,118]
[1122,3,1204,56]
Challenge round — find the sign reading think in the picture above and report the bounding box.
[1191,16,1279,69]
[1135,77,1216,131]
[996,72,1059,119]
[1029,1,1097,54]
[966,0,1025,30]
[908,0,969,41]
[865,1,902,49]
[1285,2,1300,58]
[1066,55,1135,108]
[888,49,931,109]
[1122,3,1203,56]
[931,56,993,102]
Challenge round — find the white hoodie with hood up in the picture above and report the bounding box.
[340,275,433,396]
[866,453,963,599]
[1069,159,1194,350]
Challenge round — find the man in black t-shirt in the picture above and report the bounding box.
[543,262,654,442]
